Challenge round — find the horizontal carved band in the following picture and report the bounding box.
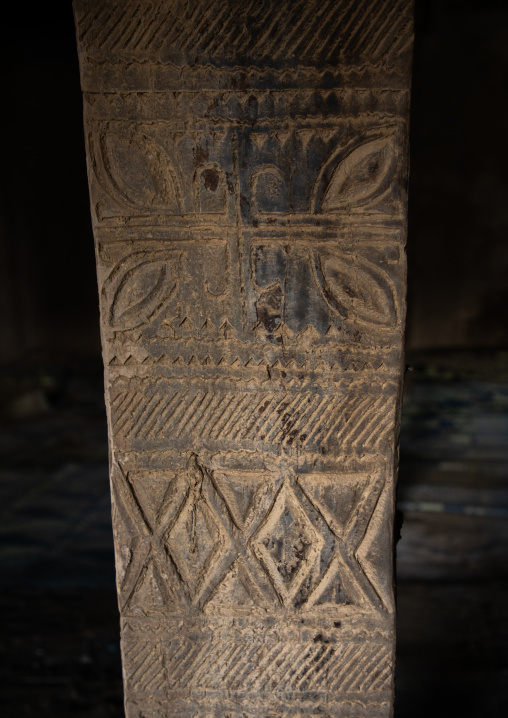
[75,0,413,71]
[123,633,392,697]
[113,455,392,617]
[110,377,397,454]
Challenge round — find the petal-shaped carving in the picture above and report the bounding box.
[312,251,398,329]
[103,252,179,330]
[322,134,395,211]
[101,132,181,211]
[251,166,288,213]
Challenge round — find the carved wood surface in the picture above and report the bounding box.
[74,1,413,715]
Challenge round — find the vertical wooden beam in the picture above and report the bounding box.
[74,1,413,715]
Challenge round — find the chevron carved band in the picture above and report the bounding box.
[74,1,413,715]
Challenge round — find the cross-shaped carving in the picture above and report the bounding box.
[111,460,190,612]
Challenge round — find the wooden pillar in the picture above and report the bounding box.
[74,2,413,715]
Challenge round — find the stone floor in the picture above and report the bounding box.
[0,351,507,717]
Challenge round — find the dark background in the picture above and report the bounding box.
[0,1,507,716]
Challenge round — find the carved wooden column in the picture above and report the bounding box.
[74,2,413,716]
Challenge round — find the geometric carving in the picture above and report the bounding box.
[75,0,413,68]
[74,0,413,714]
[113,456,387,618]
[252,242,402,335]
[109,378,397,454]
[124,635,393,696]
[98,131,182,212]
[252,479,325,605]
[123,638,166,695]
[99,239,402,336]
[194,163,227,214]
[312,250,399,329]
[252,166,289,213]
[166,484,225,600]
[319,132,397,213]
[103,250,180,331]
[298,470,386,611]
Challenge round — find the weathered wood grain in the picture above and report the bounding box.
[74,1,413,715]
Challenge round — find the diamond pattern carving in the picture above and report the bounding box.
[113,456,387,615]
[166,491,223,597]
[252,481,324,605]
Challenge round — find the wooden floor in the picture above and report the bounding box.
[0,351,507,717]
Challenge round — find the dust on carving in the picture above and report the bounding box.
[76,0,412,712]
